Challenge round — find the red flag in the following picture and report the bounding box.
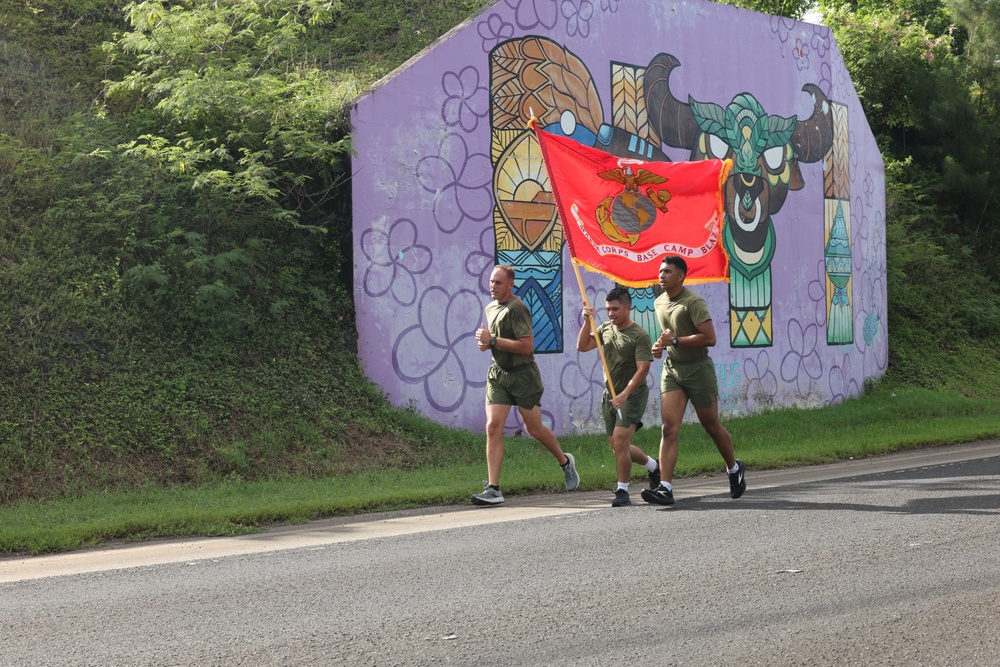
[533,125,732,287]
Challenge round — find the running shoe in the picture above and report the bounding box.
[562,452,580,491]
[641,485,674,506]
[729,459,746,499]
[612,488,631,507]
[471,483,504,506]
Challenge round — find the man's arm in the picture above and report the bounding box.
[620,359,651,400]
[494,334,534,355]
[691,319,717,347]
[610,358,650,410]
[658,319,717,349]
[576,307,598,352]
[476,324,535,354]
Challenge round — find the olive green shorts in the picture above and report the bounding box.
[602,384,648,436]
[660,357,719,408]
[485,363,544,408]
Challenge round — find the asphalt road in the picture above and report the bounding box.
[2,441,999,666]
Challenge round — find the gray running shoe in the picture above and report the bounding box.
[471,484,504,506]
[612,488,631,507]
[561,452,580,491]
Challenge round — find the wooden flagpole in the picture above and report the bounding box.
[571,258,617,399]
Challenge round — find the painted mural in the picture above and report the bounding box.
[352,0,887,435]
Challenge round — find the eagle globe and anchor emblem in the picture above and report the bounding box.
[595,162,672,245]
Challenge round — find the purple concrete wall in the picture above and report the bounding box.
[351,0,886,435]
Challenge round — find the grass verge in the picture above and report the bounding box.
[1,384,997,556]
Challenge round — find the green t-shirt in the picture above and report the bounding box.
[485,295,534,370]
[654,287,712,363]
[595,321,653,394]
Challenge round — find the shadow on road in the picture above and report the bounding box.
[676,456,1000,516]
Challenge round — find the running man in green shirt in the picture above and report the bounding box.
[642,255,746,506]
[471,264,580,506]
[577,286,661,507]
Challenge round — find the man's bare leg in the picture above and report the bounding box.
[484,403,513,486]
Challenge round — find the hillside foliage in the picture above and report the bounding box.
[818,0,1000,382]
[0,0,492,504]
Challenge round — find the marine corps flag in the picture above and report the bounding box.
[532,124,732,287]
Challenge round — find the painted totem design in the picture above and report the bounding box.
[824,101,853,345]
[489,43,839,350]
[644,54,835,347]
[489,37,669,350]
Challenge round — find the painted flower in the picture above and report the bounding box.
[780,318,824,397]
[836,64,851,102]
[506,0,559,30]
[442,66,489,133]
[853,208,870,271]
[806,259,828,327]
[855,271,888,375]
[809,27,831,58]
[743,350,778,413]
[769,15,796,43]
[393,286,486,412]
[477,13,515,52]
[465,225,496,296]
[849,128,859,170]
[794,37,810,71]
[559,351,605,432]
[360,218,433,306]
[827,352,860,406]
[861,310,888,375]
[562,0,594,37]
[416,133,494,234]
[870,209,886,272]
[818,60,834,99]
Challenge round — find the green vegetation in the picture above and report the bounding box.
[2,381,997,554]
[0,0,492,511]
[1,0,998,555]
[820,0,1000,353]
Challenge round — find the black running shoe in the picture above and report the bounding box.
[612,488,631,507]
[641,486,674,506]
[729,460,746,499]
[648,458,660,489]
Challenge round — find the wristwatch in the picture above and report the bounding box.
[671,336,678,346]
[489,335,497,347]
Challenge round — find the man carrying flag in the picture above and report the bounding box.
[576,286,660,507]
[531,121,743,504]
